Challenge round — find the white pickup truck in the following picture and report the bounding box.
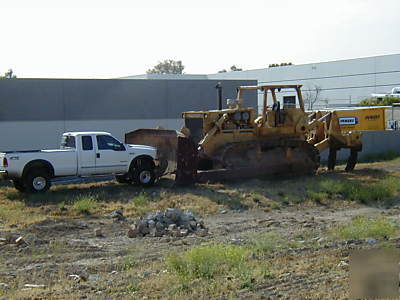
[0,132,159,193]
[371,87,400,100]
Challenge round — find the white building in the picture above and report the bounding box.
[207,53,400,110]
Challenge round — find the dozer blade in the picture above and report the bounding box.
[175,136,198,185]
[125,129,184,177]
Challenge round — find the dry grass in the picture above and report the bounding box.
[333,216,398,240]
[1,168,399,231]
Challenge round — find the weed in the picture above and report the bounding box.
[132,193,151,206]
[236,264,255,289]
[270,202,280,210]
[166,243,250,280]
[341,177,398,203]
[72,195,97,215]
[251,193,264,204]
[249,231,299,254]
[306,176,399,203]
[334,216,397,240]
[118,255,137,271]
[306,190,328,203]
[126,284,140,294]
[316,179,343,195]
[57,201,68,211]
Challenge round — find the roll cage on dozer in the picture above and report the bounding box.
[125,84,362,185]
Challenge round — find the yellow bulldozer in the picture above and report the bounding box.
[126,84,362,184]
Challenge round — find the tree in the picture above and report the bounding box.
[359,96,400,106]
[217,65,242,73]
[1,68,17,79]
[230,65,242,71]
[303,84,322,110]
[268,62,293,68]
[147,60,184,74]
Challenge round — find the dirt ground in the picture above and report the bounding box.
[1,161,400,299]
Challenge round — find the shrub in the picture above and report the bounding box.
[358,96,400,106]
[166,243,250,280]
[72,195,97,215]
[132,193,151,206]
[270,202,281,210]
[334,216,397,240]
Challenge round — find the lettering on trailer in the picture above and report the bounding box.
[339,116,358,126]
[365,115,380,120]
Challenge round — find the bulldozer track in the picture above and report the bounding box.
[197,139,320,182]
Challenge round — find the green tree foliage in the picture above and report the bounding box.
[1,69,17,79]
[146,59,184,74]
[218,65,243,73]
[230,65,242,71]
[358,96,400,106]
[268,62,293,68]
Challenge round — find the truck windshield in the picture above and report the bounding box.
[61,135,76,149]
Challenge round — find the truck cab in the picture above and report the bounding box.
[61,132,156,176]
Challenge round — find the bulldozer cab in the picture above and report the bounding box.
[237,85,306,128]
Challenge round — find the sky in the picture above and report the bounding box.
[1,0,399,79]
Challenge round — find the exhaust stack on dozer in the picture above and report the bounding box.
[126,84,362,185]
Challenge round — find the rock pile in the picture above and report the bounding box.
[127,208,208,238]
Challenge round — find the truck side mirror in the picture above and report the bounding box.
[113,143,125,151]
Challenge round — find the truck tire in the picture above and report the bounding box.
[133,165,155,187]
[23,169,51,193]
[12,179,26,193]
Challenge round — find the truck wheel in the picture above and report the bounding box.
[24,169,51,193]
[12,179,26,193]
[115,174,132,184]
[133,166,155,187]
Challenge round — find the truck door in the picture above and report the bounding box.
[79,135,96,175]
[94,135,129,174]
